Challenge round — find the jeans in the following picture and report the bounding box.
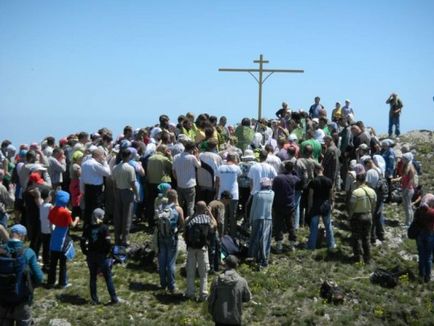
[388,114,400,137]
[402,188,414,226]
[48,251,67,286]
[294,191,302,230]
[249,219,272,266]
[416,231,434,282]
[178,187,196,219]
[158,236,178,290]
[307,213,336,249]
[86,252,117,302]
[350,214,372,263]
[186,247,209,298]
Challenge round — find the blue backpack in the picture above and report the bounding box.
[0,247,33,305]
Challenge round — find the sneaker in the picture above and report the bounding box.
[58,283,72,289]
[90,299,101,305]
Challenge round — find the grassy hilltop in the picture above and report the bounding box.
[32,131,434,326]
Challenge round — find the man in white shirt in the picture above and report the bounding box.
[216,153,242,236]
[197,140,222,204]
[80,148,111,225]
[173,141,201,218]
[246,150,277,222]
[265,144,282,174]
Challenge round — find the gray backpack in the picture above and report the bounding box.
[157,204,178,238]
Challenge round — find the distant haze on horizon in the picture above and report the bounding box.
[1,0,433,146]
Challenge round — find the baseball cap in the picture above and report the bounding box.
[11,224,27,236]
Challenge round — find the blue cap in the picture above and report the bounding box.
[55,190,70,207]
[10,224,27,236]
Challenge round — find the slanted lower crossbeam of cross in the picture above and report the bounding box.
[219,54,304,120]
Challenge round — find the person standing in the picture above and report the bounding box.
[248,178,275,268]
[307,164,336,250]
[272,160,301,252]
[156,189,184,293]
[208,255,251,326]
[47,148,67,190]
[348,173,377,263]
[216,154,242,237]
[184,201,217,301]
[413,194,434,282]
[393,152,417,226]
[309,96,324,119]
[0,225,44,325]
[80,148,111,226]
[80,208,119,304]
[112,149,139,246]
[386,93,403,138]
[172,141,201,218]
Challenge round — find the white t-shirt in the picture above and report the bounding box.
[266,154,282,174]
[248,162,277,195]
[217,164,242,200]
[39,202,53,234]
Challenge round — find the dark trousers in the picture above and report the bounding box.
[113,188,134,246]
[87,252,117,302]
[197,187,216,205]
[371,198,385,242]
[208,233,221,272]
[300,189,309,227]
[48,251,67,286]
[41,233,51,269]
[273,207,296,242]
[350,214,372,263]
[146,183,159,228]
[84,184,104,226]
[238,187,250,218]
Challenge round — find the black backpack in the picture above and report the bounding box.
[0,247,33,305]
[374,170,388,199]
[186,220,211,249]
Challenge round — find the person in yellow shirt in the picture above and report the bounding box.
[349,172,377,264]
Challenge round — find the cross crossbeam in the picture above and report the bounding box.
[219,54,304,120]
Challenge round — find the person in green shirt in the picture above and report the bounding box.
[300,130,322,162]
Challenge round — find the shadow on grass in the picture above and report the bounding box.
[56,293,88,305]
[384,219,401,227]
[130,223,152,234]
[127,262,158,273]
[154,292,187,305]
[129,281,160,292]
[313,248,354,264]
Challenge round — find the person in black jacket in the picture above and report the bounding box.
[80,208,119,305]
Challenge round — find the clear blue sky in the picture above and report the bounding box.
[1,0,433,145]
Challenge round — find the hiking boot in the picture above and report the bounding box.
[167,287,179,295]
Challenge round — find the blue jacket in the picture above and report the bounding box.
[3,240,44,285]
[382,148,396,178]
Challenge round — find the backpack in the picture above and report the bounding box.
[156,204,178,238]
[0,247,33,305]
[374,169,388,200]
[185,218,211,249]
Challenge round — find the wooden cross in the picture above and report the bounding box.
[219,54,304,120]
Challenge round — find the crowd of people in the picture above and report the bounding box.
[0,93,433,325]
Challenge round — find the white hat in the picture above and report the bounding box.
[241,149,255,161]
[312,118,319,124]
[345,99,351,103]
[288,134,298,142]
